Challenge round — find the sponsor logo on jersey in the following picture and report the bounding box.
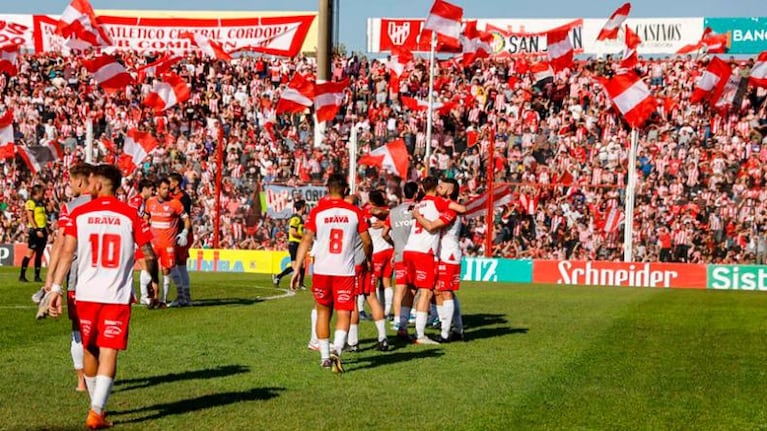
[88,216,122,225]
[324,215,349,224]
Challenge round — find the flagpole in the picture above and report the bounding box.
[425,32,437,175]
[214,122,224,249]
[348,124,358,194]
[85,117,93,164]
[484,126,495,258]
[624,128,638,262]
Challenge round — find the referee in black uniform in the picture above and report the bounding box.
[20,185,48,282]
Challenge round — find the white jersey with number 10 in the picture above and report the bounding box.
[305,198,369,276]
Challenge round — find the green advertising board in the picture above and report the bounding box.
[460,258,533,283]
[707,264,767,291]
[703,17,767,55]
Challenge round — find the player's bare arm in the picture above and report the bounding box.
[382,225,394,246]
[369,206,390,220]
[48,234,77,318]
[412,208,447,233]
[44,227,67,290]
[360,231,373,270]
[449,201,467,214]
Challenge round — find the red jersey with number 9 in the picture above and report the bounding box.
[305,197,369,276]
[64,196,152,305]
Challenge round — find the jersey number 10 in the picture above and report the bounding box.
[89,233,122,269]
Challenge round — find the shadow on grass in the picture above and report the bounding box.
[350,349,445,371]
[114,365,250,392]
[462,313,509,329]
[189,298,264,307]
[464,326,529,342]
[112,387,284,424]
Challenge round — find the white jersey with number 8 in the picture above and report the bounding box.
[305,198,369,276]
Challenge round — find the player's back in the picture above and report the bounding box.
[60,195,92,290]
[440,213,462,263]
[367,206,393,254]
[404,195,453,255]
[308,198,366,276]
[67,197,146,305]
[388,202,414,262]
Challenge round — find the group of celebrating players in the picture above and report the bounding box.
[289,174,467,373]
[32,163,195,429]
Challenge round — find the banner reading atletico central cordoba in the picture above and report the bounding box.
[0,10,318,56]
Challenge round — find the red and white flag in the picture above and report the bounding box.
[460,21,493,66]
[143,73,190,113]
[619,25,642,69]
[749,51,767,89]
[677,27,729,54]
[463,184,513,219]
[358,139,409,178]
[82,54,135,94]
[0,44,20,77]
[136,54,181,82]
[17,141,62,174]
[400,96,453,115]
[603,207,625,233]
[597,3,631,41]
[314,78,348,122]
[180,32,232,61]
[599,72,657,128]
[46,139,64,161]
[423,0,464,49]
[530,61,555,86]
[276,73,315,115]
[100,136,117,154]
[713,72,745,111]
[547,27,574,72]
[121,129,159,175]
[0,109,14,148]
[0,143,13,160]
[56,0,112,48]
[690,57,731,104]
[388,47,413,78]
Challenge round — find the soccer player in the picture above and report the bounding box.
[367,190,394,318]
[19,184,48,283]
[35,163,94,392]
[145,178,190,307]
[291,174,372,373]
[48,164,158,429]
[169,173,194,304]
[403,176,456,344]
[414,178,465,342]
[382,181,419,339]
[273,199,307,290]
[128,179,155,306]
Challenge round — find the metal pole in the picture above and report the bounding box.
[85,117,93,164]
[425,32,436,175]
[484,127,496,257]
[624,129,638,262]
[348,124,358,193]
[214,124,224,249]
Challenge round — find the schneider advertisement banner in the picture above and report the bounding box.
[707,265,767,291]
[461,258,532,283]
[704,17,767,55]
[533,260,707,289]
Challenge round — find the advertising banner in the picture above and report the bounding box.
[583,18,704,55]
[707,265,767,291]
[461,257,533,283]
[704,17,767,55]
[12,243,52,267]
[187,248,290,274]
[0,243,13,267]
[264,184,327,219]
[0,15,34,50]
[33,12,315,57]
[533,260,707,289]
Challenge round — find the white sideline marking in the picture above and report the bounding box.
[0,305,36,309]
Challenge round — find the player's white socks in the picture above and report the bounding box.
[399,306,411,331]
[374,319,386,341]
[348,324,359,347]
[453,296,464,334]
[333,330,348,357]
[84,376,97,401]
[436,304,445,325]
[91,375,113,414]
[356,295,365,314]
[441,300,455,339]
[319,339,330,361]
[162,276,171,303]
[139,270,152,302]
[71,331,83,370]
[309,308,318,345]
[415,311,428,339]
[384,287,393,316]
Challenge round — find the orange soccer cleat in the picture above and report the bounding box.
[86,409,112,429]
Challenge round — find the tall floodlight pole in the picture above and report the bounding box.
[314,0,334,148]
[624,129,639,262]
[425,32,437,174]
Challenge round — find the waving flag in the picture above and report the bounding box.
[358,139,409,178]
[460,21,493,66]
[597,3,631,41]
[180,32,232,61]
[677,27,729,54]
[0,44,19,77]
[120,129,159,175]
[619,25,642,70]
[314,78,349,122]
[83,54,135,94]
[599,72,657,128]
[423,0,464,49]
[530,61,555,87]
[143,73,190,113]
[547,27,574,72]
[276,73,315,115]
[56,0,112,48]
[0,110,13,148]
[463,184,513,219]
[17,141,63,174]
[136,54,181,82]
[749,51,767,88]
[690,57,731,104]
[388,47,413,78]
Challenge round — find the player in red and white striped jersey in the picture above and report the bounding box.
[48,164,158,429]
[128,179,155,306]
[292,175,372,373]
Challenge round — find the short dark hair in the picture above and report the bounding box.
[403,182,419,199]
[442,178,460,201]
[31,184,44,196]
[368,190,387,207]
[156,177,170,188]
[421,176,438,193]
[294,199,306,211]
[69,163,94,179]
[327,174,348,195]
[93,164,122,193]
[138,179,154,192]
[168,173,183,184]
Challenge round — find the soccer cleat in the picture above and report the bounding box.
[343,344,359,353]
[35,291,54,320]
[18,276,28,283]
[329,353,344,374]
[320,358,332,369]
[155,302,168,309]
[450,331,466,342]
[307,342,320,351]
[414,336,440,345]
[272,274,280,287]
[376,338,390,351]
[299,285,307,291]
[85,409,112,429]
[34,277,43,283]
[168,300,190,308]
[438,336,451,344]
[31,287,46,304]
[396,328,411,341]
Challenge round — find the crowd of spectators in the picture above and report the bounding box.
[1,49,766,264]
